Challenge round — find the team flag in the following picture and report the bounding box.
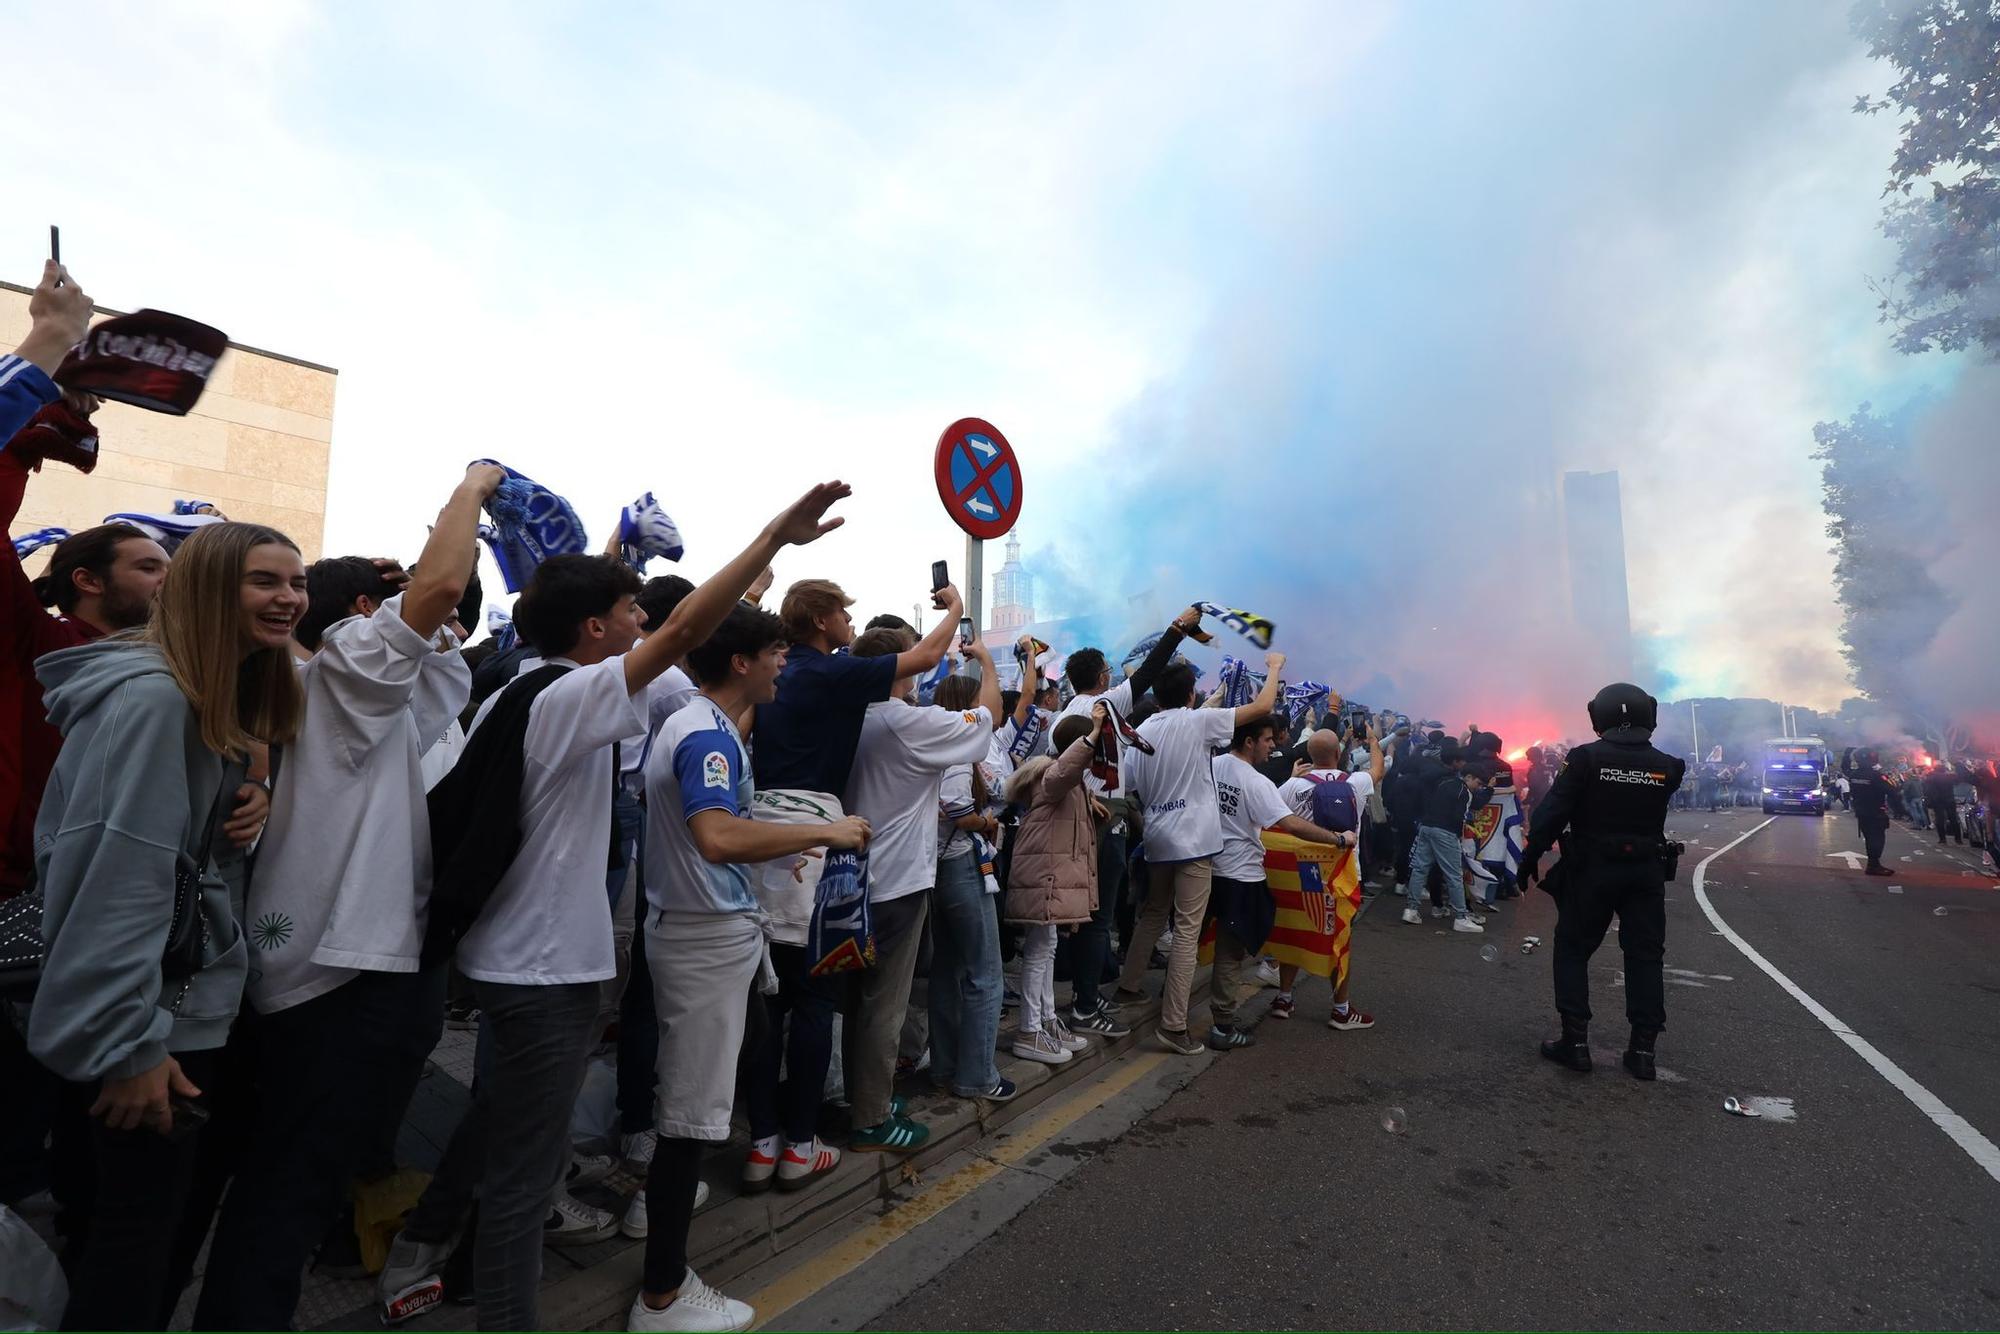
[1200,831,1361,987]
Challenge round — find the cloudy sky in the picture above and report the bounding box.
[9,0,1954,720]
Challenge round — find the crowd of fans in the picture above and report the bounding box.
[10,261,1984,1333]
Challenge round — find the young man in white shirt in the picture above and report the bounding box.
[1273,726,1385,1029]
[629,601,870,1334]
[381,481,853,1332]
[841,626,999,1152]
[187,464,499,1330]
[1118,651,1285,1055]
[1056,607,1202,1029]
[1210,715,1355,1048]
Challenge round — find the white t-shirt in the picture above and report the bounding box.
[456,656,648,985]
[1128,707,1237,863]
[1211,753,1292,883]
[845,699,994,903]
[249,596,471,1014]
[1277,768,1378,824]
[1061,679,1136,797]
[644,696,760,916]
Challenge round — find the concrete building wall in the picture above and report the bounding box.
[1,281,336,563]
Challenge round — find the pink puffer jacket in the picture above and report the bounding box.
[1003,738,1097,926]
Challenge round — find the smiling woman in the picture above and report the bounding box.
[23,519,308,1329]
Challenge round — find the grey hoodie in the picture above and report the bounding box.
[28,639,248,1083]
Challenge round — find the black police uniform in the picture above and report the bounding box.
[1841,748,1894,873]
[1520,686,1685,1080]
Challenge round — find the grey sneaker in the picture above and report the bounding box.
[1068,1005,1131,1037]
[378,1232,453,1326]
[1157,1026,1204,1056]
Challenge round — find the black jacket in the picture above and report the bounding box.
[1388,754,1445,824]
[1521,729,1685,872]
[1419,772,1482,833]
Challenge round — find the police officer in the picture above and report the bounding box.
[1519,683,1686,1081]
[1841,746,1895,875]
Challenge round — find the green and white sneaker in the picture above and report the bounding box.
[850,1115,930,1154]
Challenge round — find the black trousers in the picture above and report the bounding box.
[1928,800,1962,842]
[1858,815,1888,868]
[185,966,446,1330]
[1552,864,1666,1035]
[50,1046,222,1331]
[0,1008,58,1204]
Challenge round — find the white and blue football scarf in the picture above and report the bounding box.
[1197,602,1275,651]
[103,510,223,554]
[617,491,684,572]
[474,459,589,593]
[12,527,68,561]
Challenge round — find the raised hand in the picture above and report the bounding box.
[764,481,853,548]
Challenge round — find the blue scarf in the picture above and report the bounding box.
[12,527,68,561]
[1284,680,1331,727]
[618,491,684,572]
[103,510,223,554]
[1218,655,1265,709]
[474,459,588,593]
[1198,601,1275,650]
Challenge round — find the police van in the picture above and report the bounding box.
[1761,737,1829,815]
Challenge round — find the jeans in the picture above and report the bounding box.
[50,1047,221,1331]
[404,979,600,1331]
[842,892,929,1128]
[1115,857,1215,1033]
[1208,920,1251,1030]
[1018,923,1058,1033]
[927,851,1003,1095]
[1404,826,1469,917]
[193,966,447,1330]
[1068,803,1130,1014]
[746,942,837,1144]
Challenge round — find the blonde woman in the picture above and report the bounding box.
[29,521,304,1331]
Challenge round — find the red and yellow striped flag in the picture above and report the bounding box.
[1198,831,1362,985]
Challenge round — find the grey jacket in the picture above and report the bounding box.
[28,640,248,1083]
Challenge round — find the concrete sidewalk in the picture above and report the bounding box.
[286,949,1289,1332]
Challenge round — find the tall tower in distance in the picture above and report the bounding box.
[990,532,1035,631]
[1562,470,1634,680]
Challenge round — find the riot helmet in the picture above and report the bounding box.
[1586,682,1657,734]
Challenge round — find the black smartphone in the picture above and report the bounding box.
[957,616,974,646]
[931,560,948,592]
[50,225,60,265]
[166,1093,210,1142]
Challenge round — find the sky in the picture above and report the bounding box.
[6,0,1956,726]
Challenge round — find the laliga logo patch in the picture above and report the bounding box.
[702,751,730,789]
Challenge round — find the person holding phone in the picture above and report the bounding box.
[30,522,307,1330]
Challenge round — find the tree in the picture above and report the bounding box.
[1809,401,1957,750]
[1851,0,2000,357]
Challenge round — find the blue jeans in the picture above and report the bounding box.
[928,850,1003,1095]
[1404,826,1470,917]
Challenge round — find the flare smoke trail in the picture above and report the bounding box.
[1015,2,1922,737]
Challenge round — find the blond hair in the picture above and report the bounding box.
[779,578,853,642]
[142,522,305,756]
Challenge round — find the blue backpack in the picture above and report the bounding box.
[1305,771,1360,834]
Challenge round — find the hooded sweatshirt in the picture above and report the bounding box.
[28,639,248,1082]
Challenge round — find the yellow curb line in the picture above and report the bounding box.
[746,1051,1170,1329]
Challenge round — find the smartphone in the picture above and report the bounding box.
[50,225,61,265]
[931,560,949,592]
[957,616,974,646]
[166,1093,210,1143]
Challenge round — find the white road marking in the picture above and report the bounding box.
[1694,818,2000,1186]
[1826,851,1867,870]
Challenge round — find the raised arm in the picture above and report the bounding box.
[1128,605,1201,699]
[964,637,1004,730]
[1232,651,1286,726]
[402,464,505,640]
[625,481,851,694]
[894,583,964,680]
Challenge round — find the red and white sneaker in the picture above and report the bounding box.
[1268,995,1296,1021]
[776,1138,841,1192]
[742,1142,779,1194]
[1327,1006,1375,1031]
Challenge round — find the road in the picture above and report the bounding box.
[774,808,2000,1331]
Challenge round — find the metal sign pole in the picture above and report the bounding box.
[966,534,984,645]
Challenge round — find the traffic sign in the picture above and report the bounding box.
[934,417,1023,541]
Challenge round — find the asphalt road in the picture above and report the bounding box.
[867,808,2000,1331]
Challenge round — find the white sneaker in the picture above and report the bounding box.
[1430,905,1451,920]
[1045,1014,1089,1053]
[545,1192,618,1246]
[1011,1028,1074,1064]
[1253,959,1281,988]
[620,1181,707,1240]
[567,1151,616,1189]
[627,1267,754,1332]
[776,1138,841,1191]
[1401,907,1422,925]
[1452,915,1486,934]
[622,1129,658,1172]
[377,1232,451,1325]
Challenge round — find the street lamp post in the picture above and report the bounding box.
[1691,701,1702,764]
